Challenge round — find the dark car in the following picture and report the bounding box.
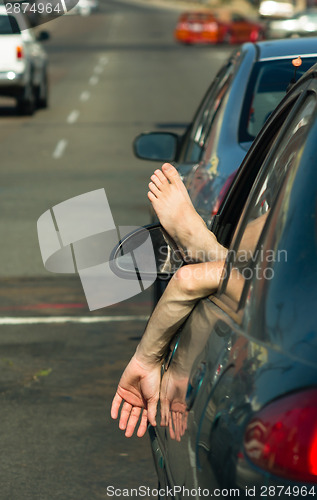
[134,38,317,226]
[114,61,317,496]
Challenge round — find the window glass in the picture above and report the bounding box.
[184,55,239,163]
[0,15,21,34]
[239,58,316,143]
[219,94,316,309]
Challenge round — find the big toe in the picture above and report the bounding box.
[162,163,180,184]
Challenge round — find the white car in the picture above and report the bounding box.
[67,0,98,16]
[0,5,49,115]
[267,9,317,38]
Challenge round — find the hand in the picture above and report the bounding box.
[160,368,189,441]
[111,353,161,438]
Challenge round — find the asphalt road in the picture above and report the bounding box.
[0,1,231,498]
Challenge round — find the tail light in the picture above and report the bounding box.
[244,389,317,483]
[16,46,23,59]
[205,22,218,32]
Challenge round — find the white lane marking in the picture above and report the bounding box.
[67,110,80,124]
[0,315,148,325]
[89,75,99,85]
[53,139,68,159]
[94,65,104,74]
[80,91,91,102]
[99,56,108,65]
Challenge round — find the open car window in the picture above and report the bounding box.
[0,14,21,34]
[239,57,317,143]
[215,92,316,314]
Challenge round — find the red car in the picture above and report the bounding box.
[174,11,265,44]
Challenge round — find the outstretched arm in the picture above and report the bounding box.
[111,259,226,437]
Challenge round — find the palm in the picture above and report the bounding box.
[160,368,189,440]
[111,354,161,438]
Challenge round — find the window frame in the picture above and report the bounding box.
[208,83,314,322]
[181,50,243,164]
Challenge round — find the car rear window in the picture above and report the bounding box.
[0,14,21,35]
[239,57,317,143]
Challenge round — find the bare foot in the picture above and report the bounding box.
[148,163,206,254]
[148,163,227,262]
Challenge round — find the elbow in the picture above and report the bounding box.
[173,265,202,298]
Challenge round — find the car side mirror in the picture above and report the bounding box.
[37,30,50,42]
[133,132,179,162]
[110,223,183,280]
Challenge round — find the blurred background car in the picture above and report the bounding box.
[259,0,296,18]
[134,37,317,227]
[0,5,49,115]
[174,11,265,45]
[267,8,317,38]
[66,0,98,16]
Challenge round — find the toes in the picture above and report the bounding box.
[147,191,157,203]
[148,182,160,198]
[154,169,168,184]
[150,174,163,190]
[162,163,181,185]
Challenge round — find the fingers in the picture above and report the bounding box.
[125,406,142,438]
[111,392,123,420]
[136,410,149,438]
[119,401,133,431]
[172,411,177,439]
[160,398,169,427]
[180,412,188,437]
[112,397,150,438]
[168,412,175,440]
[160,371,170,426]
[175,412,181,442]
[147,398,158,427]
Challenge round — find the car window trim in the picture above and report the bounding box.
[212,82,311,247]
[208,85,313,323]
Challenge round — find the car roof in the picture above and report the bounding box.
[251,37,317,61]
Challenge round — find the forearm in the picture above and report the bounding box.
[136,260,226,365]
[136,279,196,365]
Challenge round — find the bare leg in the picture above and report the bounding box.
[148,163,227,262]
